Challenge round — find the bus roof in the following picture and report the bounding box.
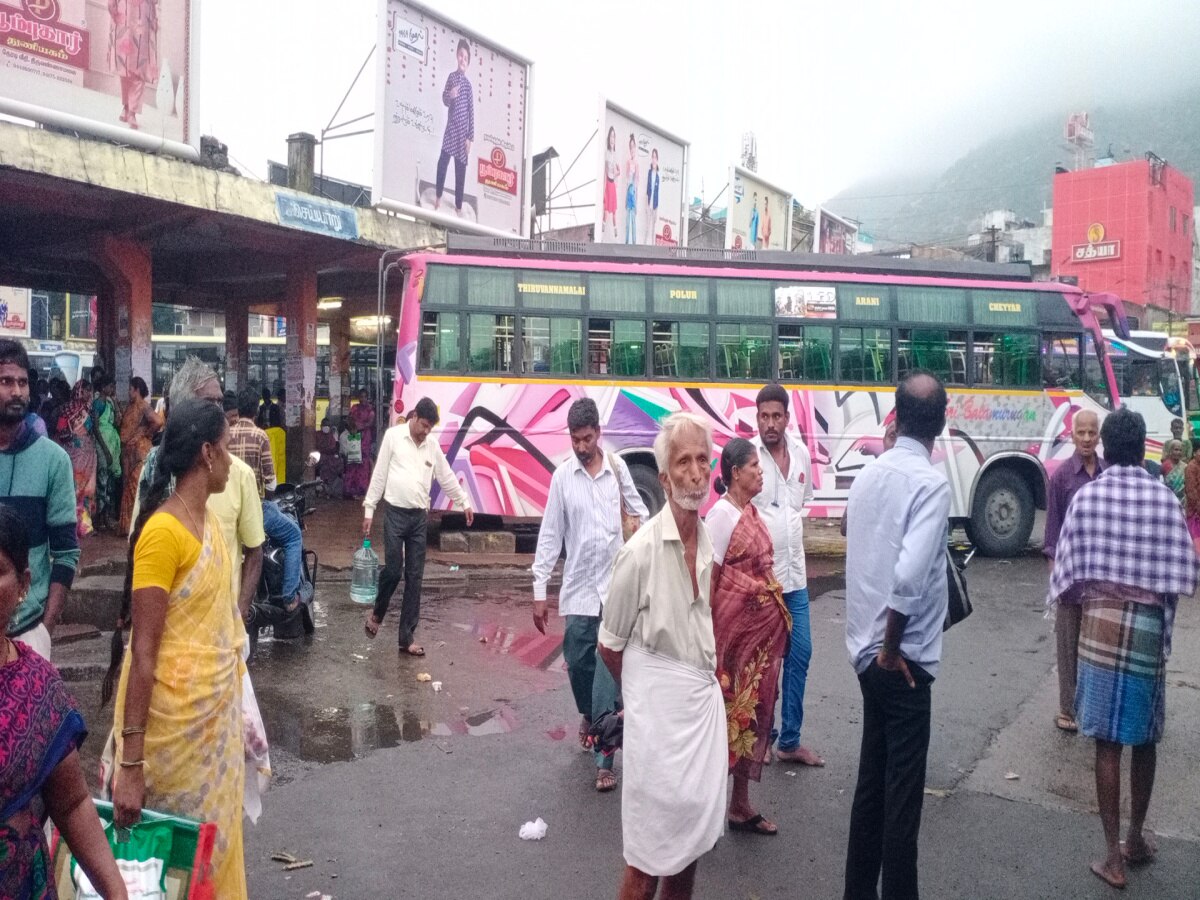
[443,234,1044,284]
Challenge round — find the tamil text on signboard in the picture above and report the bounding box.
[0,0,196,157]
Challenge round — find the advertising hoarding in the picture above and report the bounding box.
[726,166,792,251]
[813,207,858,255]
[0,286,31,338]
[375,0,531,237]
[595,99,687,247]
[0,0,198,157]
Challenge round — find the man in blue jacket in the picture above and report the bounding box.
[0,340,80,660]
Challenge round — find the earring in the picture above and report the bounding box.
[207,460,213,473]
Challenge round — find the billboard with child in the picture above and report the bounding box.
[374,0,532,236]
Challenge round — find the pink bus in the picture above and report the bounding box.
[387,237,1127,557]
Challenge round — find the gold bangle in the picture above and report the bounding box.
[118,759,145,768]
[120,726,146,737]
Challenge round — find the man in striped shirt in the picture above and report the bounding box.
[532,398,649,792]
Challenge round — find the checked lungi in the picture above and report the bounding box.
[1076,585,1167,747]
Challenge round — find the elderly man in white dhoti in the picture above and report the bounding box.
[598,412,727,900]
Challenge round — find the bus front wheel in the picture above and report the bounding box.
[628,464,665,518]
[967,468,1035,558]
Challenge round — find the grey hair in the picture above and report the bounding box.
[653,412,713,472]
[168,356,220,407]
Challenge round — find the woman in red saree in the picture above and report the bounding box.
[707,437,791,836]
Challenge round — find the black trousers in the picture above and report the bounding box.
[844,659,933,900]
[436,151,467,210]
[372,504,428,649]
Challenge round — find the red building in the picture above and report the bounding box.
[1052,157,1194,316]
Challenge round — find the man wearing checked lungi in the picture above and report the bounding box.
[599,412,726,900]
[1048,407,1198,890]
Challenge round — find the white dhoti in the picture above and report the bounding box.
[621,644,726,877]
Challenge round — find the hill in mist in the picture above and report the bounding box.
[829,88,1200,245]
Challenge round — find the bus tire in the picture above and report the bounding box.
[967,467,1035,558]
[628,463,664,518]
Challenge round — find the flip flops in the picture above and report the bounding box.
[727,814,777,836]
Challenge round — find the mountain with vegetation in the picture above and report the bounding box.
[828,88,1200,246]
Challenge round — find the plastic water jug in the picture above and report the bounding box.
[350,540,379,606]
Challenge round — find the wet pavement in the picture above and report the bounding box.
[60,549,1200,899]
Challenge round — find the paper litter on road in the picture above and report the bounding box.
[416,673,432,682]
[519,817,548,840]
[1004,772,1020,780]
[924,787,952,798]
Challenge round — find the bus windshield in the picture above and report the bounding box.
[393,245,1124,558]
[1104,331,1187,456]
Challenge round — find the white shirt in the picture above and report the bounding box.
[750,433,813,592]
[844,437,951,678]
[704,496,742,565]
[530,451,649,615]
[363,424,472,516]
[600,507,717,673]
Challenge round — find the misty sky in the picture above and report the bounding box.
[199,0,1200,229]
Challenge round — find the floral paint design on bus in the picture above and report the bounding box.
[396,376,1099,521]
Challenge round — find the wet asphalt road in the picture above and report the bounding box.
[69,553,1200,899]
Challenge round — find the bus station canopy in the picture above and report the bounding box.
[0,120,443,318]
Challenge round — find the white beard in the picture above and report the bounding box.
[671,485,707,511]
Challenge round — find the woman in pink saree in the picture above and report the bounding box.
[707,437,791,836]
[108,0,159,130]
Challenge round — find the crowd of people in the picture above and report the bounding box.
[3,330,1198,898]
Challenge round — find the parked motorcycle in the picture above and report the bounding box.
[246,453,322,658]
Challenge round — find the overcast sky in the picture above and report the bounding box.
[199,0,1200,229]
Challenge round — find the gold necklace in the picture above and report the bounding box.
[176,493,203,535]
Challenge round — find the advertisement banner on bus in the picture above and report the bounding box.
[813,207,858,254]
[595,98,688,247]
[0,286,31,338]
[726,166,792,251]
[374,0,531,237]
[0,0,198,157]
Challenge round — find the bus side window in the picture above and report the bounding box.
[589,319,645,376]
[837,327,891,384]
[778,325,832,381]
[716,324,770,380]
[898,329,967,385]
[652,321,709,379]
[467,314,514,373]
[523,316,581,375]
[973,333,1038,387]
[421,312,461,372]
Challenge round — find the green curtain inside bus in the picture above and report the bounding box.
[836,284,891,321]
[466,268,516,308]
[468,314,514,372]
[590,274,647,313]
[715,280,771,317]
[896,286,967,325]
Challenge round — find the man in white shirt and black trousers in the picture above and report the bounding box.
[531,398,648,792]
[843,371,951,900]
[363,397,473,656]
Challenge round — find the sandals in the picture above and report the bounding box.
[595,769,617,793]
[727,814,777,836]
[400,644,426,657]
[579,717,594,751]
[1055,713,1079,732]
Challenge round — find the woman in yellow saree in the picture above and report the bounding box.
[102,398,247,899]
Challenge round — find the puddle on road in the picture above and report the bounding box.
[256,698,519,764]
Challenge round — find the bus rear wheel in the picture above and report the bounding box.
[967,468,1035,558]
[628,464,664,518]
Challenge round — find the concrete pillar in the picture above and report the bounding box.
[92,235,152,388]
[287,132,317,195]
[327,314,352,425]
[284,267,318,481]
[223,303,249,394]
